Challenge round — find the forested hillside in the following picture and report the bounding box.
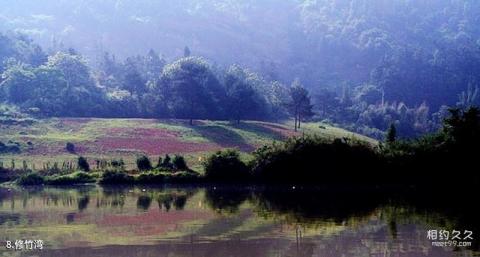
[1,0,480,139]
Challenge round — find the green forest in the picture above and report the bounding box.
[1,0,480,140]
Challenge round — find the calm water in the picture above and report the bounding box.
[0,186,478,257]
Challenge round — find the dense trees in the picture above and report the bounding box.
[1,50,106,117]
[0,33,292,122]
[2,1,480,138]
[203,149,250,182]
[3,0,480,140]
[224,65,266,124]
[0,33,46,73]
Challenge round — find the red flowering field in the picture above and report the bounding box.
[1,118,374,171]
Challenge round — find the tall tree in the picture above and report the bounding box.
[144,49,165,81]
[122,57,147,96]
[287,79,314,131]
[386,123,397,143]
[224,65,262,124]
[161,57,222,125]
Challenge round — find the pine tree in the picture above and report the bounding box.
[386,123,397,143]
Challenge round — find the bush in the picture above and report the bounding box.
[77,156,90,172]
[46,172,96,185]
[99,170,134,185]
[136,172,165,184]
[172,155,188,170]
[17,173,45,186]
[136,155,152,171]
[160,154,173,169]
[66,142,75,153]
[249,136,381,184]
[164,171,201,183]
[203,149,250,182]
[110,159,125,169]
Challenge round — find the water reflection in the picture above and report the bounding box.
[0,185,478,257]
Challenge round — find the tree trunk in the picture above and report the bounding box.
[294,107,298,131]
[189,99,194,126]
[294,115,298,132]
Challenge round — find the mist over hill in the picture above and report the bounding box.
[1,0,480,139]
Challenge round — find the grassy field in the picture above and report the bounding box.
[0,118,377,172]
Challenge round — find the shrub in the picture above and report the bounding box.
[110,159,125,169]
[249,136,381,184]
[17,173,45,186]
[164,171,201,183]
[172,155,188,170]
[156,156,163,168]
[160,154,173,169]
[136,155,152,171]
[66,142,75,153]
[203,149,250,182]
[77,156,90,172]
[136,172,165,184]
[46,172,96,185]
[99,170,134,185]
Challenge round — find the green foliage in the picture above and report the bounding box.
[224,65,267,123]
[250,136,380,184]
[2,2,480,138]
[443,107,480,146]
[46,172,95,185]
[135,170,200,184]
[386,123,397,143]
[172,155,188,170]
[203,149,250,182]
[136,171,166,184]
[163,171,201,184]
[110,159,125,169]
[136,155,152,171]
[287,79,314,131]
[160,154,173,169]
[161,57,224,124]
[17,172,44,186]
[77,156,90,172]
[99,170,134,185]
[380,107,480,184]
[0,32,46,73]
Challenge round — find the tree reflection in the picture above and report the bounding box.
[137,195,152,211]
[204,187,250,214]
[78,195,90,212]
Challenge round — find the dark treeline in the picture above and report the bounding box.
[205,107,480,185]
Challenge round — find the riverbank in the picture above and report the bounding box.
[2,107,480,187]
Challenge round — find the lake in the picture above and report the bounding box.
[0,185,478,257]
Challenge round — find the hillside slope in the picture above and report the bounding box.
[0,118,377,171]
